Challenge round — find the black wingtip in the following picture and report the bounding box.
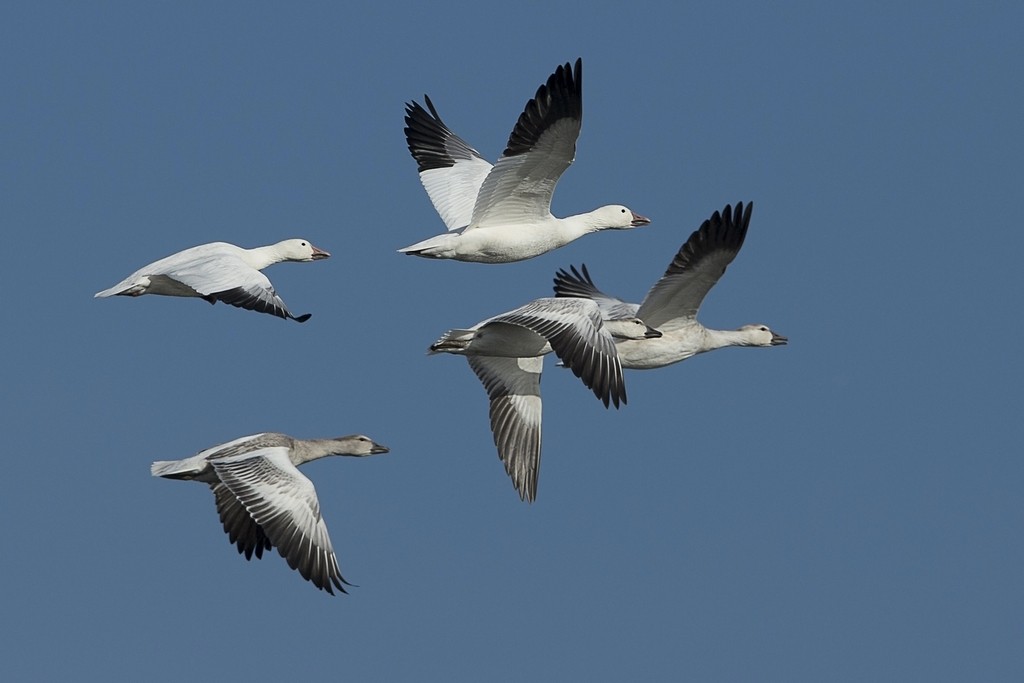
[403,94,441,121]
[553,263,599,299]
[502,57,584,158]
[660,200,755,279]
[596,386,626,410]
[321,574,354,596]
[404,92,483,173]
[569,263,593,285]
[292,313,312,323]
[422,93,441,120]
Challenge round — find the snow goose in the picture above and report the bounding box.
[151,432,389,595]
[400,58,650,263]
[95,239,330,322]
[553,202,787,370]
[429,297,656,502]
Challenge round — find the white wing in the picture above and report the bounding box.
[163,252,308,322]
[467,59,583,230]
[467,356,544,503]
[404,95,494,231]
[210,446,349,594]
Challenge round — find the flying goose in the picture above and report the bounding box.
[553,202,786,369]
[151,432,389,595]
[430,297,656,501]
[95,239,330,322]
[400,58,650,263]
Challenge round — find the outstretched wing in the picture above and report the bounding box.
[489,297,625,408]
[404,95,494,231]
[637,202,752,331]
[468,59,583,230]
[210,482,272,560]
[210,447,350,595]
[165,252,310,322]
[467,355,544,503]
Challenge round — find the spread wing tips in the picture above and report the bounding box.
[404,94,485,173]
[552,263,600,299]
[502,58,583,158]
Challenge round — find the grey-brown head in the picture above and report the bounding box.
[603,316,662,340]
[292,434,390,465]
[333,434,390,456]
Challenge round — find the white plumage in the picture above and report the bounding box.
[553,202,787,370]
[400,59,649,263]
[95,239,330,322]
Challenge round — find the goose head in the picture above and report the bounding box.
[738,324,787,347]
[332,434,390,456]
[292,434,389,464]
[591,205,651,230]
[603,317,662,340]
[276,239,331,262]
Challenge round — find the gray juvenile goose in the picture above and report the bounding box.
[152,432,389,595]
[429,297,656,502]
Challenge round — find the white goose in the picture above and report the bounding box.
[400,58,650,263]
[152,432,389,595]
[553,202,787,369]
[95,239,330,322]
[430,297,656,502]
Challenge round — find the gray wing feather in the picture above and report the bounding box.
[552,264,640,320]
[490,298,626,408]
[637,202,752,330]
[211,482,272,560]
[210,448,349,595]
[467,356,544,502]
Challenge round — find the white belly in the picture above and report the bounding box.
[615,334,700,370]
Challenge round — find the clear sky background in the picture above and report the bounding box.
[2,2,1022,681]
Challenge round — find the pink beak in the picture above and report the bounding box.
[630,212,651,227]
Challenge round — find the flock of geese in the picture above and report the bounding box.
[96,58,786,595]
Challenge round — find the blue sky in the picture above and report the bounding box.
[3,2,1022,680]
